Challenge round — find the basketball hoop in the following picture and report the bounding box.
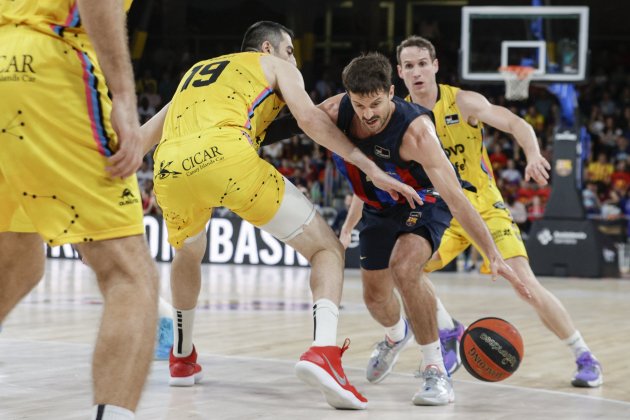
[499,66,535,101]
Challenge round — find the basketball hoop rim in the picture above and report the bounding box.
[498,65,535,80]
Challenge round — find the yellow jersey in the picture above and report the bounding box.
[431,84,497,193]
[163,52,285,150]
[1,1,133,50]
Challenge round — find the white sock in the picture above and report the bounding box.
[420,340,447,374]
[312,298,339,347]
[158,296,173,319]
[436,298,455,330]
[92,405,134,420]
[563,330,591,358]
[385,316,407,343]
[173,307,195,357]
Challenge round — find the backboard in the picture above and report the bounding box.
[460,6,589,83]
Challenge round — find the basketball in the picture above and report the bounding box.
[460,317,524,382]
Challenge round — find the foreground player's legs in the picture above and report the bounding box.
[77,235,158,414]
[289,214,367,410]
[168,232,206,386]
[424,275,465,375]
[362,268,414,384]
[388,233,453,406]
[507,256,602,387]
[259,179,366,409]
[0,232,45,323]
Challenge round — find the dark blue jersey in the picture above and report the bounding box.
[332,95,440,211]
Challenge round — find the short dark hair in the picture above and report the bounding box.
[341,52,392,95]
[396,35,437,64]
[241,21,294,52]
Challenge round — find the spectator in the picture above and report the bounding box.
[138,95,157,125]
[489,143,508,171]
[524,105,545,134]
[583,181,602,216]
[136,159,153,186]
[527,195,545,221]
[586,152,614,186]
[500,159,523,186]
[506,194,529,234]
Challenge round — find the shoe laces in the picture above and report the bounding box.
[439,326,461,341]
[374,339,394,355]
[576,352,599,370]
[340,338,351,356]
[414,365,448,380]
[421,366,445,388]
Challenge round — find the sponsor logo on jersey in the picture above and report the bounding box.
[374,145,391,159]
[445,114,460,125]
[444,144,465,157]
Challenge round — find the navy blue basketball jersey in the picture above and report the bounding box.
[332,95,439,211]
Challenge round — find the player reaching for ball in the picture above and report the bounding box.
[341,35,603,389]
[315,52,530,406]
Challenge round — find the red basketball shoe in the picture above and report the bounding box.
[295,338,368,410]
[169,346,203,387]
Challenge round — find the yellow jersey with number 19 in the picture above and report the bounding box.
[162,52,285,150]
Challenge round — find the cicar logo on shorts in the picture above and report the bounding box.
[0,54,36,83]
[181,146,225,176]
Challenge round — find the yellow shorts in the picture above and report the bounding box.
[424,189,528,274]
[0,26,143,246]
[153,127,285,248]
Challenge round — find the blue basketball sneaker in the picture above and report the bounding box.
[155,317,174,360]
[571,351,603,387]
[439,319,465,375]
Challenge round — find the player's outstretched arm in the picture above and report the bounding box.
[401,116,531,299]
[267,57,423,208]
[78,0,141,179]
[457,90,550,185]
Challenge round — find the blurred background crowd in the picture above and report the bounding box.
[129,0,630,246]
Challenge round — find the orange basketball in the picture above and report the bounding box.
[459,317,524,382]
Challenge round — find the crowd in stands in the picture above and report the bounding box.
[133,37,630,242]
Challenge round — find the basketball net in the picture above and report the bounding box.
[499,65,535,101]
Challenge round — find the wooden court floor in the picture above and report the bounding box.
[1,259,629,419]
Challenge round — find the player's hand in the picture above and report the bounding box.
[488,256,531,299]
[107,93,143,179]
[524,154,551,186]
[369,170,423,209]
[339,228,352,249]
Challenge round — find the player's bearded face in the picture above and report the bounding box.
[349,88,394,134]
